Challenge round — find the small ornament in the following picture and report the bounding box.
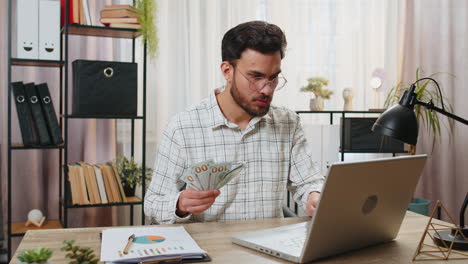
[342,88,354,111]
[25,209,46,227]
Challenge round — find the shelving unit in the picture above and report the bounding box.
[296,110,387,161]
[6,0,65,259]
[6,0,147,259]
[59,0,147,230]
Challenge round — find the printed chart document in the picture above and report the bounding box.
[101,226,208,263]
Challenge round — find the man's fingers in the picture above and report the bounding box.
[183,196,216,208]
[307,205,316,216]
[185,188,220,199]
[188,204,213,215]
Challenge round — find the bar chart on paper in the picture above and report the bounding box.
[134,235,166,244]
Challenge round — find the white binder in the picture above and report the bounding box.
[39,0,60,60]
[16,0,39,59]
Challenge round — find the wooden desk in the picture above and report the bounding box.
[11,212,447,263]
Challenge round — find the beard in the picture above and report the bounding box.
[230,78,271,117]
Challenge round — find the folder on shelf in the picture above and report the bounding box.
[94,165,109,204]
[24,82,52,146]
[16,0,39,59]
[36,83,63,145]
[11,82,37,146]
[39,0,60,60]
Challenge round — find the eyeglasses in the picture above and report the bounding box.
[234,66,287,92]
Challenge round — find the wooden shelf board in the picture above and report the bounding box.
[10,144,65,150]
[11,58,64,67]
[64,24,141,38]
[126,196,142,203]
[11,220,62,235]
[65,196,142,208]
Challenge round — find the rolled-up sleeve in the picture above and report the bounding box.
[144,116,191,224]
[287,115,325,211]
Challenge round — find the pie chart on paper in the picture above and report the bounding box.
[134,235,166,244]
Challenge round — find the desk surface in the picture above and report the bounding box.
[11,212,448,263]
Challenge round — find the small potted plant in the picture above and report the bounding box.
[61,240,99,264]
[17,247,52,264]
[300,77,333,111]
[115,156,153,196]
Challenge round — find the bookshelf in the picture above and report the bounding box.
[60,0,147,231]
[6,0,65,259]
[6,0,147,260]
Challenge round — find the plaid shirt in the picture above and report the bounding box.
[144,91,324,224]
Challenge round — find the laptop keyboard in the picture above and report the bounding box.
[279,233,306,249]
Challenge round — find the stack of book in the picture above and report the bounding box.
[67,162,128,205]
[100,4,140,29]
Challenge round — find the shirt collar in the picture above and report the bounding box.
[208,89,273,130]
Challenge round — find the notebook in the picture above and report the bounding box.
[101,226,210,263]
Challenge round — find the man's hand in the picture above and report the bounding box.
[305,191,321,216]
[176,188,220,216]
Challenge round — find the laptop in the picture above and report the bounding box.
[231,155,427,263]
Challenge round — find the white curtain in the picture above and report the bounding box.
[403,0,468,223]
[131,0,467,221]
[139,0,404,160]
[132,0,406,217]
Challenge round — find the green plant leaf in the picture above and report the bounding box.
[134,0,159,59]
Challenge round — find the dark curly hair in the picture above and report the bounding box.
[222,21,287,64]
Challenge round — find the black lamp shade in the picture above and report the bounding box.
[372,104,419,145]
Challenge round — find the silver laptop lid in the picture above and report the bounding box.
[301,154,427,262]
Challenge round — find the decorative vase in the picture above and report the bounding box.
[342,88,354,111]
[123,185,136,197]
[309,97,324,111]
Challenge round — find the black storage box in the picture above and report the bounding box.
[72,60,137,116]
[340,117,405,153]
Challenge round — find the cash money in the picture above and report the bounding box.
[181,160,244,190]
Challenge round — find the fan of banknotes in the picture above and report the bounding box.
[182,159,245,190]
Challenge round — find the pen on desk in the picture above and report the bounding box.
[124,234,135,254]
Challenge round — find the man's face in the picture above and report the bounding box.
[230,49,282,117]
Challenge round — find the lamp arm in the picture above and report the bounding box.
[415,100,468,125]
[461,192,468,228]
[414,99,468,229]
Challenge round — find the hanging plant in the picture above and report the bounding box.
[134,0,159,59]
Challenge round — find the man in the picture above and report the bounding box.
[144,21,324,224]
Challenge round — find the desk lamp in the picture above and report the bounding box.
[372,77,468,250]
